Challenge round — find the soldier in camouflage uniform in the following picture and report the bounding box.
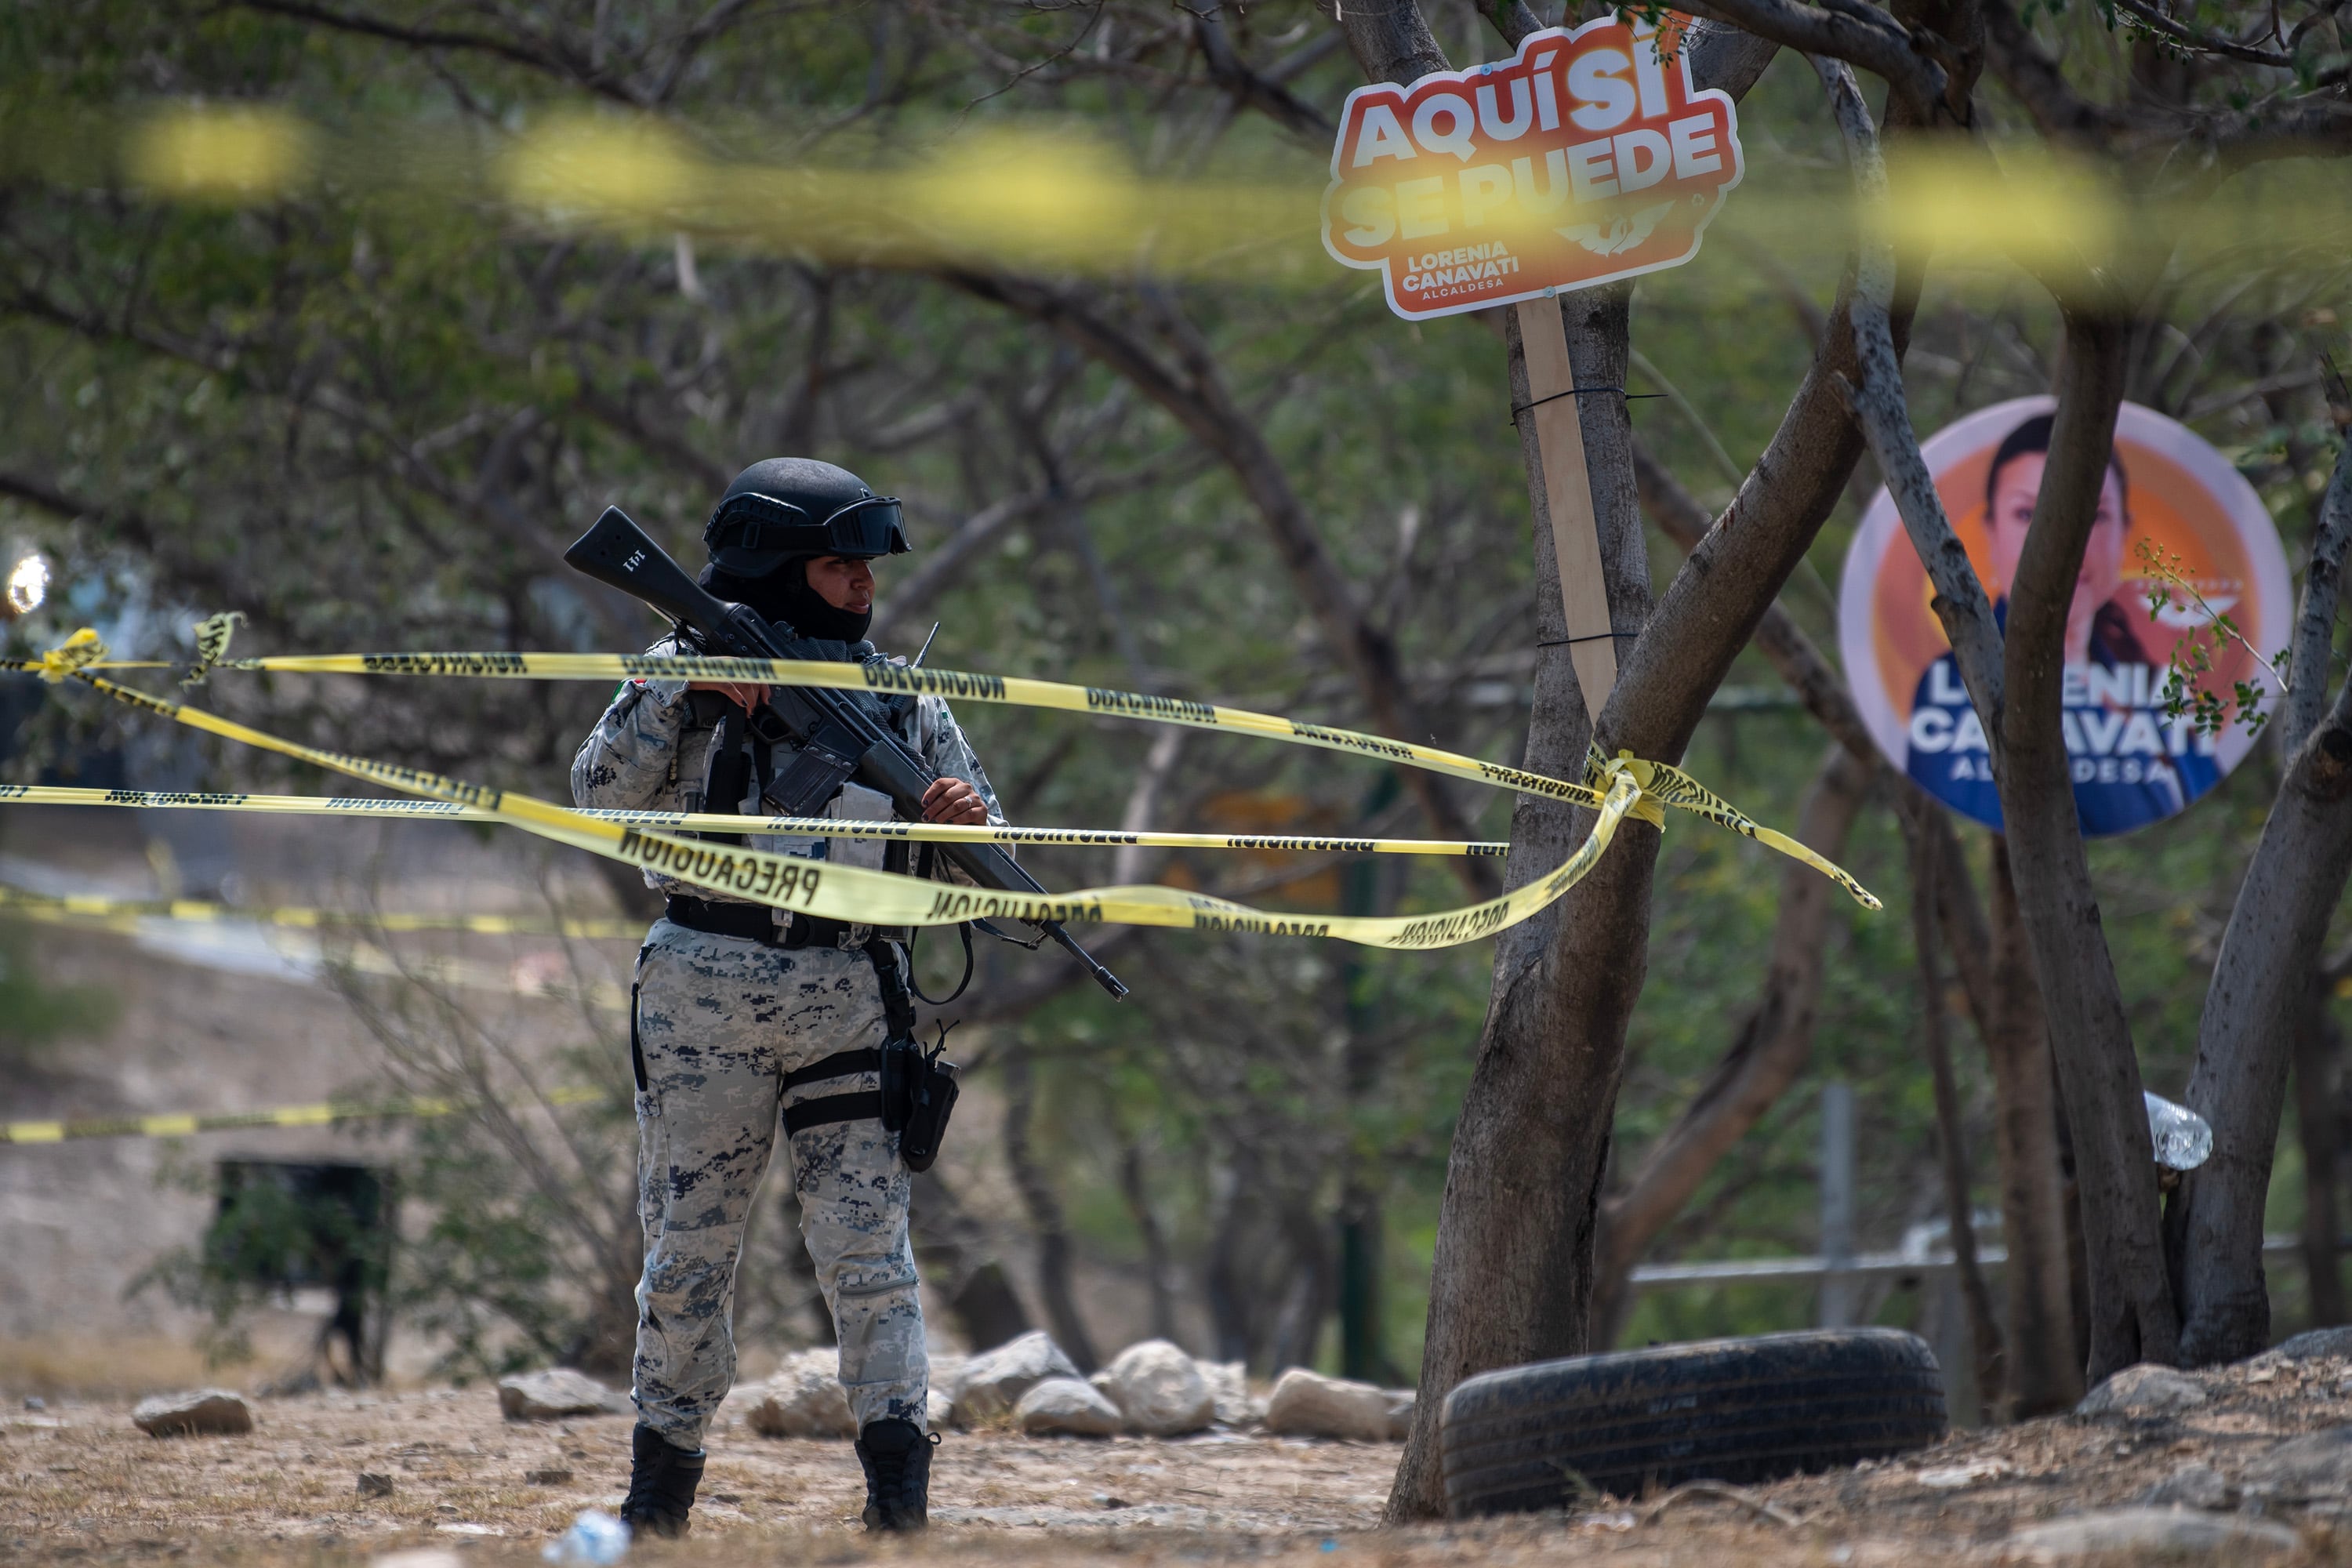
[572,458,1004,1536]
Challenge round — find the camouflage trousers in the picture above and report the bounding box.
[629,918,927,1449]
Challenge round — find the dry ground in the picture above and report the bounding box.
[15,1348,2352,1567]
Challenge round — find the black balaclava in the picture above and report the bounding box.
[701,559,872,646]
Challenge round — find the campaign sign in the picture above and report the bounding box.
[1838,397,2293,837]
[1319,16,1744,321]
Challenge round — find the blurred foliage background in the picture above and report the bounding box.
[1,0,2346,1391]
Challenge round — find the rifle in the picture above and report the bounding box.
[565,506,1129,1000]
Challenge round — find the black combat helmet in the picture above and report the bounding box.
[702,457,911,577]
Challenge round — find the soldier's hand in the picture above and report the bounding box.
[921,777,988,825]
[689,681,768,713]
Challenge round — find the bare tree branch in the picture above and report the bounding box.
[0,468,249,615]
[1980,0,2129,142]
[1814,60,2005,724]
[1685,15,1786,99]
[2111,0,2298,68]
[2285,434,2352,756]
[572,388,731,493]
[870,486,1056,646]
[1823,45,2181,1376]
[231,0,653,107]
[1681,0,1951,118]
[942,268,1501,898]
[1631,438,1881,763]
[1186,3,1335,136]
[2217,96,2352,169]
[2178,666,2352,1359]
[1900,794,2007,1408]
[1333,0,1451,85]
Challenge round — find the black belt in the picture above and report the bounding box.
[782,1047,882,1138]
[665,895,849,949]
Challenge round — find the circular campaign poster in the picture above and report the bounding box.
[1838,396,2293,837]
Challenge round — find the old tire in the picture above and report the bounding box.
[1439,1327,1947,1516]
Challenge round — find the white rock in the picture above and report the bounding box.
[372,1552,465,1568]
[132,1389,252,1437]
[1014,1377,1123,1436]
[2140,1461,2232,1510]
[923,1351,969,1428]
[1199,1359,1258,1426]
[1384,1388,1415,1441]
[2241,1424,2352,1499]
[1092,1341,1214,1436]
[2075,1363,2209,1419]
[955,1330,1081,1422]
[2275,1327,2352,1361]
[1997,1506,2297,1560]
[1263,1368,1392,1442]
[495,1368,629,1421]
[742,1348,856,1439]
[1918,1457,2011,1490]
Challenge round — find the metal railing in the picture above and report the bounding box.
[1628,1232,2311,1293]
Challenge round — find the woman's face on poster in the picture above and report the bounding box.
[1986,449,2130,632]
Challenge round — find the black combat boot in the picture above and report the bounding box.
[854,1417,938,1531]
[620,1422,706,1539]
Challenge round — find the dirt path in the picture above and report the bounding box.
[12,1347,2352,1566]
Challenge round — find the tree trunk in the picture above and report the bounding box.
[1117,1142,1182,1345]
[1204,1167,1252,1365]
[2172,432,2352,1361]
[2279,431,2352,761]
[1340,12,1921,1517]
[1003,1046,1101,1372]
[1904,802,2006,1410]
[1994,310,2180,1377]
[2296,989,2345,1329]
[2175,682,2352,1360]
[1377,270,1663,1522]
[1641,285,2075,1402]
[910,1171,1036,1353]
[1268,1203,1338,1374]
[1384,147,1918,1535]
[1592,744,1875,1335]
[1338,1200,1389,1381]
[1981,837,2083,1414]
[1340,811,1402,1381]
[1823,53,2169,1379]
[1921,809,2081,1419]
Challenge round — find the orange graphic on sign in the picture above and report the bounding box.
[1320,16,1744,321]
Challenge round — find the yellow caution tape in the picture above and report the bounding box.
[78,619,1874,908]
[0,880,645,938]
[0,886,632,1007]
[26,634,1658,948]
[0,783,1508,858]
[1,1084,608,1145]
[13,103,2349,285]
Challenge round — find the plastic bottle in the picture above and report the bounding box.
[543,1509,630,1566]
[2144,1091,2213,1171]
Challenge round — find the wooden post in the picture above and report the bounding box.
[1515,295,1617,723]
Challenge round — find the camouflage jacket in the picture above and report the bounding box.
[570,633,1007,912]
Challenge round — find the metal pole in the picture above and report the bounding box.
[1512,296,1616,720]
[1819,1080,1857,1327]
